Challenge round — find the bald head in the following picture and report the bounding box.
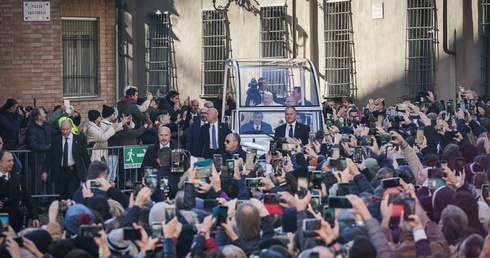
[207,108,218,123]
[61,120,72,137]
[158,126,171,146]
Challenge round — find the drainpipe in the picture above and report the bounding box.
[292,0,296,58]
[443,0,456,55]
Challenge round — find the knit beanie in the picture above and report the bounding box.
[88,110,101,122]
[102,105,114,118]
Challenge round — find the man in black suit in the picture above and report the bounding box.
[185,107,208,157]
[42,120,91,200]
[198,108,232,158]
[274,106,311,145]
[0,150,40,231]
[240,111,273,134]
[140,126,181,175]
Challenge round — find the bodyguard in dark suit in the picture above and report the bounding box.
[42,120,90,200]
[198,108,232,159]
[240,111,273,134]
[274,106,311,145]
[140,126,182,175]
[185,107,208,157]
[0,150,39,232]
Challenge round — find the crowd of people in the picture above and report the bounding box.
[1,86,490,258]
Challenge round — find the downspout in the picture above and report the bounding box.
[442,0,456,55]
[292,0,296,58]
[116,0,131,99]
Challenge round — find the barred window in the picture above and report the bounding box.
[202,10,227,97]
[260,6,289,99]
[260,6,287,58]
[482,0,490,94]
[62,18,99,97]
[324,0,357,98]
[146,13,170,95]
[405,0,437,97]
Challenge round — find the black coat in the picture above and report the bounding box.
[0,108,26,151]
[42,133,91,183]
[140,140,182,173]
[0,173,38,232]
[274,122,311,145]
[198,122,232,158]
[185,121,204,157]
[26,121,53,166]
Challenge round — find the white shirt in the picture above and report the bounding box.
[208,121,219,149]
[160,143,170,149]
[286,121,296,138]
[62,133,75,166]
[0,172,10,181]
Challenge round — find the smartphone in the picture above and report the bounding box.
[165,205,176,223]
[354,147,363,163]
[212,205,228,228]
[390,109,396,118]
[133,182,143,196]
[341,134,350,142]
[159,176,169,192]
[381,177,400,189]
[416,128,424,145]
[225,159,235,171]
[145,175,158,191]
[403,198,416,221]
[297,177,308,199]
[271,159,282,177]
[151,222,163,239]
[88,180,102,188]
[123,227,142,240]
[245,153,255,170]
[323,206,336,229]
[337,158,347,171]
[379,133,391,144]
[309,132,316,144]
[213,154,222,172]
[79,225,102,238]
[323,171,338,185]
[459,85,465,93]
[337,182,350,196]
[455,158,465,175]
[387,193,411,204]
[428,178,446,191]
[368,99,374,109]
[328,196,353,209]
[325,119,333,127]
[269,141,278,154]
[0,213,8,232]
[203,199,220,211]
[329,159,338,171]
[144,166,154,177]
[482,184,490,199]
[263,194,281,204]
[245,178,263,188]
[182,224,198,234]
[440,160,448,168]
[59,200,73,212]
[310,194,322,213]
[13,236,23,247]
[303,218,322,231]
[311,171,323,189]
[396,158,408,166]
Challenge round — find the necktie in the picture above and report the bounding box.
[63,138,69,167]
[289,125,294,138]
[212,124,217,150]
[255,126,259,131]
[1,175,6,182]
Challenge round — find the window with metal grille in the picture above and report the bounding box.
[482,0,490,94]
[260,6,287,58]
[260,6,288,99]
[405,0,437,97]
[146,13,170,95]
[324,0,357,98]
[202,10,227,97]
[62,18,99,97]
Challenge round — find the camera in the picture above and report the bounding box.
[356,136,372,146]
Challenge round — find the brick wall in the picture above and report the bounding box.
[0,0,116,122]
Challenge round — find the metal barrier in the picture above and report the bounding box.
[10,145,146,201]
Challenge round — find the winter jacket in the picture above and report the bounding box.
[0,108,26,150]
[26,121,53,166]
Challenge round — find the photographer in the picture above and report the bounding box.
[0,99,30,151]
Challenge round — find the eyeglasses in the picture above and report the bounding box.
[225,139,234,143]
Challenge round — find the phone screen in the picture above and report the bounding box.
[123,228,142,241]
[151,223,163,239]
[145,175,158,191]
[323,207,336,228]
[303,218,322,231]
[165,206,176,222]
[416,129,424,145]
[0,213,8,232]
[213,154,222,172]
[354,147,362,163]
[403,198,415,221]
[297,177,308,199]
[328,196,353,209]
[245,178,263,188]
[482,184,490,199]
[381,177,400,188]
[337,182,350,196]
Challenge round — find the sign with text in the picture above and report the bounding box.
[24,2,50,21]
[372,3,384,19]
[123,146,148,169]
